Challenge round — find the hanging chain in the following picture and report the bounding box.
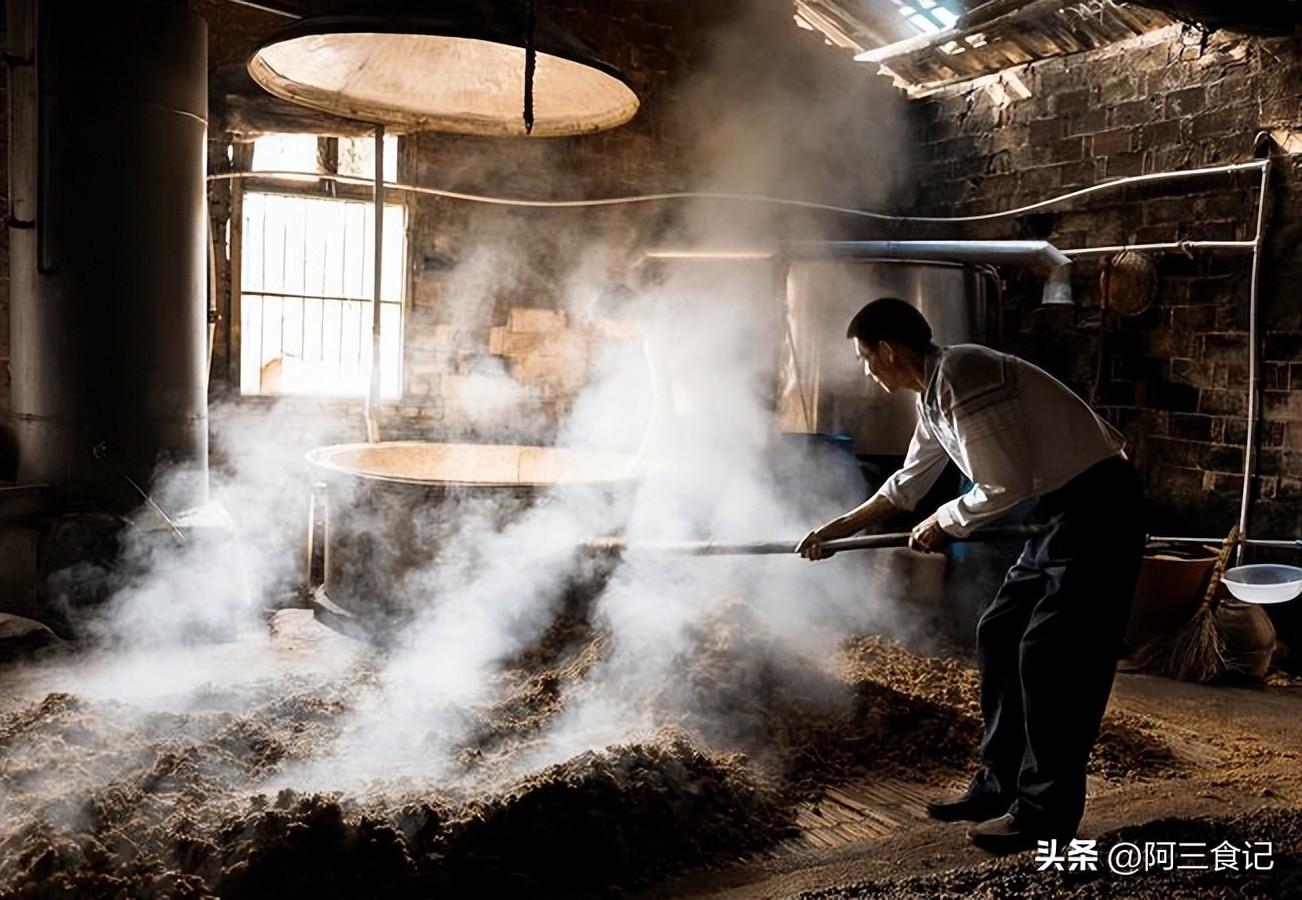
[523,0,537,134]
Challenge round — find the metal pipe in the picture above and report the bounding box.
[782,240,1074,306]
[1238,157,1273,563]
[216,0,302,19]
[364,123,384,443]
[207,203,219,385]
[207,160,1270,225]
[1150,535,1302,551]
[1062,240,1257,258]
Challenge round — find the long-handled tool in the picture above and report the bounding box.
[582,525,1043,557]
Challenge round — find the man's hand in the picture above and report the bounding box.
[909,513,951,553]
[797,495,898,562]
[797,520,855,561]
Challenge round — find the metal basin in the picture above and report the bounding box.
[306,441,638,630]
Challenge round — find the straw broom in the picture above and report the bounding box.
[1133,526,1239,683]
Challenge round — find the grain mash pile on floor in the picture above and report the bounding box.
[0,612,1181,898]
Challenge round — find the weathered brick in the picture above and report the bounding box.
[1137,119,1182,149]
[1208,72,1255,108]
[1201,471,1244,495]
[1171,306,1218,333]
[1052,89,1091,116]
[1149,436,1209,467]
[507,307,567,333]
[1170,413,1215,441]
[1264,390,1302,423]
[1191,106,1256,140]
[1105,152,1147,178]
[1199,389,1249,417]
[1201,332,1250,366]
[1091,128,1134,156]
[1170,357,1199,383]
[1019,165,1062,194]
[1044,137,1084,164]
[1185,220,1241,241]
[1110,99,1160,128]
[1099,70,1141,103]
[1207,444,1245,471]
[1055,160,1098,186]
[1065,108,1109,136]
[1164,85,1206,118]
[1029,117,1065,144]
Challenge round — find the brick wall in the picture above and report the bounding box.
[908,25,1302,541]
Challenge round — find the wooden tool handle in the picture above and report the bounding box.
[585,525,1043,557]
[1201,525,1241,612]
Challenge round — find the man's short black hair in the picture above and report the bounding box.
[845,298,933,352]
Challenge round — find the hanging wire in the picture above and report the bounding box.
[523,0,537,134]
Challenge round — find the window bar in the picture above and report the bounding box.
[279,205,288,368]
[300,199,308,363]
[339,205,348,372]
[258,199,268,392]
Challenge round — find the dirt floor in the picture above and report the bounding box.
[1,609,1300,899]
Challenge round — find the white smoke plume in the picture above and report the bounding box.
[6,0,917,802]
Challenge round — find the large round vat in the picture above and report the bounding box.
[307,442,638,628]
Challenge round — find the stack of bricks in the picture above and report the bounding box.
[909,25,1302,541]
[488,308,591,395]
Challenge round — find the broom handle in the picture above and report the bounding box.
[585,525,1044,557]
[1200,526,1241,614]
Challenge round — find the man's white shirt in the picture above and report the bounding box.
[874,344,1126,537]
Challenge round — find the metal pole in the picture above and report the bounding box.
[1061,240,1256,258]
[584,526,1044,558]
[1150,535,1301,551]
[218,0,302,19]
[1237,158,1272,563]
[365,123,384,442]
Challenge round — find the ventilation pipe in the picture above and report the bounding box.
[782,240,1074,306]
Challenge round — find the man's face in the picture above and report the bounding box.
[855,338,904,393]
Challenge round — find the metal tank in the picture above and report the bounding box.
[780,260,995,456]
[306,442,639,632]
[5,0,209,509]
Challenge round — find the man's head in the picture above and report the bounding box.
[845,298,933,393]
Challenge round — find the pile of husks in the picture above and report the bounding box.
[0,611,1182,898]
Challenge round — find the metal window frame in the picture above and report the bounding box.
[230,134,409,400]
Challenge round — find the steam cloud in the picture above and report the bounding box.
[5,0,915,803]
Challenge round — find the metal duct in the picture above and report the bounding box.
[782,240,1074,306]
[5,0,209,509]
[643,241,1073,306]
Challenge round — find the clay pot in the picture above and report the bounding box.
[1125,546,1219,651]
[1215,599,1277,679]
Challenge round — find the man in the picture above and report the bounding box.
[797,297,1145,854]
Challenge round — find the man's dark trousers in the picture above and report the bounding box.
[967,455,1146,835]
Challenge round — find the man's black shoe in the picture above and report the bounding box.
[967,813,1072,855]
[924,792,1009,823]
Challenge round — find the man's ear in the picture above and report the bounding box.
[879,341,896,365]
